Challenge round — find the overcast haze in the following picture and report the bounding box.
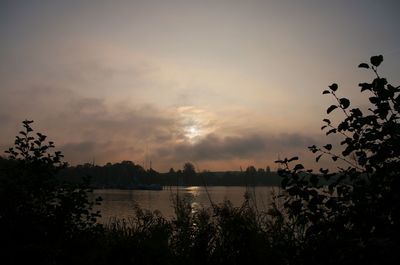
[1,0,399,171]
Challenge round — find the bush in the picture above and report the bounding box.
[0,120,101,264]
[275,55,400,264]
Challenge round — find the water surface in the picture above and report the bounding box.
[93,186,279,222]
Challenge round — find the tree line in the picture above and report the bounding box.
[56,161,280,188]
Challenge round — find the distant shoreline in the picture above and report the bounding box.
[92,184,281,190]
[59,162,282,188]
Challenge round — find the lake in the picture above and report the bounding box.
[93,186,280,222]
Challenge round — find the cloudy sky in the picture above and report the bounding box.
[1,0,399,171]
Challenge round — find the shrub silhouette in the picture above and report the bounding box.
[0,120,101,264]
[275,55,400,264]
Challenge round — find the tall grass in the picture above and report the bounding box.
[95,191,290,265]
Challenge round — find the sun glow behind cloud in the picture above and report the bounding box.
[177,106,216,143]
[185,126,200,141]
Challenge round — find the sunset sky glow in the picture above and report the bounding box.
[1,0,400,171]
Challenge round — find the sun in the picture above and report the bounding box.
[178,106,214,142]
[185,125,200,141]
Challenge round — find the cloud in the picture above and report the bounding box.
[0,40,336,171]
[60,140,143,165]
[60,141,98,162]
[154,132,322,162]
[0,72,327,170]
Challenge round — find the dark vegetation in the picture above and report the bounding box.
[58,161,280,188]
[0,120,102,264]
[0,55,399,264]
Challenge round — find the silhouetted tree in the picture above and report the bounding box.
[245,166,256,173]
[182,162,196,185]
[274,55,400,265]
[183,162,196,176]
[0,120,101,264]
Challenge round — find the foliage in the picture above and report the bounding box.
[275,55,400,264]
[58,160,151,187]
[183,162,196,177]
[144,195,277,265]
[0,120,101,264]
[45,195,281,265]
[103,207,171,265]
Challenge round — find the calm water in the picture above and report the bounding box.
[93,186,279,222]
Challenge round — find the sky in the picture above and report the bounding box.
[1,0,399,172]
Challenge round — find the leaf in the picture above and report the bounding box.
[288,156,299,162]
[342,146,353,157]
[337,121,348,132]
[316,154,323,162]
[308,145,318,153]
[351,108,363,117]
[323,118,331,124]
[370,55,383,67]
[323,144,332,151]
[321,125,327,130]
[322,90,330,94]
[327,105,338,114]
[332,156,338,161]
[369,97,379,104]
[23,119,34,125]
[339,98,350,109]
[329,83,338,91]
[358,63,369,69]
[319,168,329,174]
[293,164,304,171]
[359,82,371,92]
[377,102,390,119]
[326,128,336,135]
[372,77,388,92]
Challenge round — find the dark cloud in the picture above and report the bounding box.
[61,98,177,143]
[0,79,180,166]
[155,132,322,162]
[60,139,146,165]
[60,141,97,160]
